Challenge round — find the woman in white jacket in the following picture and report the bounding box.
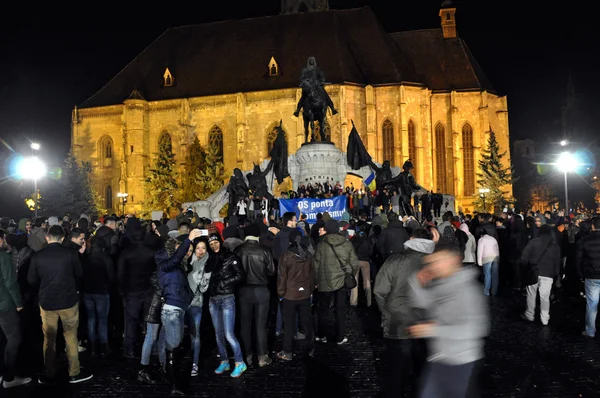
[460,223,477,266]
[477,229,500,296]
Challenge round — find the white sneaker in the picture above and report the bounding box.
[337,337,348,345]
[3,376,32,388]
[78,345,86,353]
[191,363,199,377]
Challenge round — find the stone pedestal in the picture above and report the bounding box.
[288,142,348,189]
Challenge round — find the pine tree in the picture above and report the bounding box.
[196,144,226,200]
[144,134,180,213]
[474,130,516,212]
[181,136,206,202]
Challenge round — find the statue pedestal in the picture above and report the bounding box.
[289,143,348,190]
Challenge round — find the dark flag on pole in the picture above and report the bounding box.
[346,120,371,170]
[269,120,290,184]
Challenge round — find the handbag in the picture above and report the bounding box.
[522,239,553,286]
[326,242,357,289]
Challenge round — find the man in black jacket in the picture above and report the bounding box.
[27,225,93,384]
[376,212,409,260]
[577,217,600,338]
[235,223,275,368]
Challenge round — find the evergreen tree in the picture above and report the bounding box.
[196,144,226,200]
[182,136,206,202]
[474,130,516,212]
[144,134,180,213]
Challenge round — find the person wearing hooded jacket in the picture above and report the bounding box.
[314,219,358,345]
[377,212,409,261]
[374,228,435,397]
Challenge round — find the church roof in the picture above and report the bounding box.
[81,7,493,108]
[390,29,495,93]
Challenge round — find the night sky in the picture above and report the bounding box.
[1,0,598,216]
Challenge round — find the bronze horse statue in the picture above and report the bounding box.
[294,56,338,143]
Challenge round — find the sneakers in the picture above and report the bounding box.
[37,375,57,385]
[258,354,272,367]
[137,369,157,385]
[191,363,199,377]
[308,348,315,358]
[315,336,327,344]
[214,361,231,375]
[294,332,306,340]
[230,362,247,378]
[3,376,32,389]
[276,351,292,361]
[520,314,534,322]
[246,354,254,367]
[337,337,348,345]
[69,368,94,384]
[78,342,86,353]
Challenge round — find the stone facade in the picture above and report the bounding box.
[71,84,511,215]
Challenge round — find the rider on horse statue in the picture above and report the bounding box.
[294,56,338,117]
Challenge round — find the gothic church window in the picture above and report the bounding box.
[99,136,114,168]
[267,124,287,155]
[268,57,279,77]
[105,185,113,210]
[209,126,224,160]
[462,123,475,197]
[163,67,174,87]
[408,119,417,178]
[382,119,395,165]
[435,123,447,193]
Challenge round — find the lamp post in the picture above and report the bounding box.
[479,188,490,212]
[17,155,47,218]
[117,192,129,215]
[556,151,578,213]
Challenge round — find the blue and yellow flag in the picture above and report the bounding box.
[364,172,376,191]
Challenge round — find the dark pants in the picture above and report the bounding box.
[385,338,426,397]
[123,291,152,353]
[82,293,110,344]
[239,285,270,357]
[317,288,347,342]
[420,360,479,398]
[0,309,22,381]
[282,298,313,353]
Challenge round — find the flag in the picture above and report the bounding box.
[364,171,376,191]
[269,120,290,184]
[346,120,371,170]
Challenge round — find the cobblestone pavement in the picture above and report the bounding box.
[2,291,599,398]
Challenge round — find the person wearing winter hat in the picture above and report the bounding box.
[314,218,359,345]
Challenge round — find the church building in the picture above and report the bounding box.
[72,0,512,214]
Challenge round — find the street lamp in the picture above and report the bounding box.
[479,188,490,212]
[30,142,41,151]
[557,151,578,213]
[117,192,129,215]
[16,156,47,218]
[560,140,568,147]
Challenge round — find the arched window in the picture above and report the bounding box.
[209,126,224,159]
[266,124,287,155]
[435,123,447,193]
[408,119,417,178]
[99,136,114,168]
[105,141,112,158]
[462,123,475,196]
[105,185,113,210]
[382,119,395,165]
[158,132,172,152]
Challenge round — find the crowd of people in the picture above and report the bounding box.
[0,197,599,397]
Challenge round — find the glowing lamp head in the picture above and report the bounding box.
[557,151,578,173]
[30,142,40,150]
[560,140,568,147]
[16,156,47,180]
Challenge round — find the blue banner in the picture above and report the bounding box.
[279,196,347,222]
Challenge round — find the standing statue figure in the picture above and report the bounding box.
[226,168,249,217]
[293,56,339,143]
[390,160,422,216]
[368,158,394,207]
[246,161,275,201]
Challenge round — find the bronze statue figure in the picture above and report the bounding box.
[294,56,338,143]
[226,168,249,216]
[386,160,422,216]
[246,161,275,201]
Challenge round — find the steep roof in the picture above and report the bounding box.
[81,7,421,108]
[390,29,495,93]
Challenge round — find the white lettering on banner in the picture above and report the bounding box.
[310,199,333,211]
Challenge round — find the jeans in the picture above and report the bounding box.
[317,288,348,342]
[420,361,477,398]
[385,338,426,397]
[282,298,313,353]
[482,260,499,296]
[186,305,203,365]
[40,302,80,377]
[209,294,243,363]
[82,293,110,344]
[140,322,166,366]
[0,309,22,380]
[585,278,600,337]
[160,306,185,351]
[123,291,152,353]
[524,276,553,324]
[239,285,270,356]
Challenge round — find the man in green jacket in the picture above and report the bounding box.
[314,219,358,345]
[0,230,31,388]
[374,228,434,397]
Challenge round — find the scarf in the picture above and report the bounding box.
[188,253,211,308]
